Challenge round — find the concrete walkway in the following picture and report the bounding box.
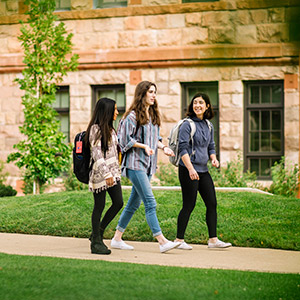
[0,233,299,274]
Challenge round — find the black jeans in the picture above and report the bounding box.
[177,165,217,239]
[92,181,123,236]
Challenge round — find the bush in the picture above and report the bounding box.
[0,160,8,185]
[0,183,17,197]
[209,153,257,188]
[155,163,180,186]
[63,164,88,191]
[269,157,299,197]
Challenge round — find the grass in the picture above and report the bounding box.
[0,190,299,250]
[0,253,299,300]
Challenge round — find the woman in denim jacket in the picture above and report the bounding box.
[111,81,180,253]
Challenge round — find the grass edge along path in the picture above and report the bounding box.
[0,190,299,251]
[0,253,299,300]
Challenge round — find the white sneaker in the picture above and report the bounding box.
[176,241,193,250]
[111,238,134,250]
[159,240,181,253]
[208,239,232,249]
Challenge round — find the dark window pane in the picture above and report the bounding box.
[272,110,281,130]
[261,111,270,130]
[271,132,282,152]
[250,86,259,104]
[261,132,270,152]
[261,86,270,104]
[250,159,259,175]
[95,0,127,8]
[250,132,259,152]
[250,111,259,130]
[272,85,282,104]
[261,159,271,176]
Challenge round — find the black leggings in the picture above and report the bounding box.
[177,165,217,239]
[92,181,123,235]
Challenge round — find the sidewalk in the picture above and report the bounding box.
[0,232,299,274]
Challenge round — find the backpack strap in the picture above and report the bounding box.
[185,118,196,158]
[205,119,212,132]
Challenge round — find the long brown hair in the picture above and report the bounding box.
[85,97,116,156]
[123,81,161,127]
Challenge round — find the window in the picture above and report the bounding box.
[94,0,127,9]
[53,86,70,143]
[181,82,219,158]
[55,0,71,11]
[92,85,126,129]
[244,81,284,179]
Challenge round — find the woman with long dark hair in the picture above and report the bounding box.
[175,92,231,250]
[111,81,180,253]
[85,97,123,255]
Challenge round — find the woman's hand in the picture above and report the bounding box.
[188,167,199,181]
[211,158,219,168]
[144,145,154,156]
[105,177,114,187]
[163,146,175,157]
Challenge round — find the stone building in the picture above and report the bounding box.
[0,0,299,192]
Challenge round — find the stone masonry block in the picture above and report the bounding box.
[157,29,182,46]
[236,25,257,44]
[169,82,180,95]
[257,24,289,43]
[71,0,92,10]
[185,12,202,26]
[269,8,285,23]
[118,31,134,48]
[130,70,141,85]
[284,91,299,107]
[98,32,118,49]
[93,18,123,32]
[133,31,156,47]
[124,16,145,30]
[167,14,185,28]
[182,27,208,45]
[219,81,243,94]
[156,69,169,82]
[202,11,234,27]
[220,136,242,151]
[70,85,91,97]
[219,94,231,108]
[235,10,251,25]
[6,1,18,12]
[232,93,243,107]
[209,26,235,44]
[145,15,166,29]
[249,9,268,24]
[70,111,90,124]
[76,20,93,34]
[284,73,298,90]
[219,107,243,122]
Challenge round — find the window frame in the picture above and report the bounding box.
[92,84,126,128]
[93,0,127,9]
[54,86,70,143]
[244,80,284,179]
[55,0,71,11]
[181,81,219,159]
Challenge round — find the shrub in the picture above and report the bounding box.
[63,164,88,191]
[209,153,257,188]
[0,160,8,185]
[0,183,17,197]
[269,157,299,197]
[155,163,180,186]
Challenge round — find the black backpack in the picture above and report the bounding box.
[73,131,92,184]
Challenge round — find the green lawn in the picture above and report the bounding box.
[0,253,299,300]
[0,190,299,250]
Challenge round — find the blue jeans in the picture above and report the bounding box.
[116,169,162,237]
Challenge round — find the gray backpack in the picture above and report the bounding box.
[168,118,212,167]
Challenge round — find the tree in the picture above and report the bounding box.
[7,0,78,194]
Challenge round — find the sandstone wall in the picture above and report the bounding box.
[0,0,299,189]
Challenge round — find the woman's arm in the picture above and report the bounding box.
[181,153,199,181]
[157,141,174,157]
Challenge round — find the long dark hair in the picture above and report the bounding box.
[85,97,116,155]
[186,92,214,120]
[122,81,161,127]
